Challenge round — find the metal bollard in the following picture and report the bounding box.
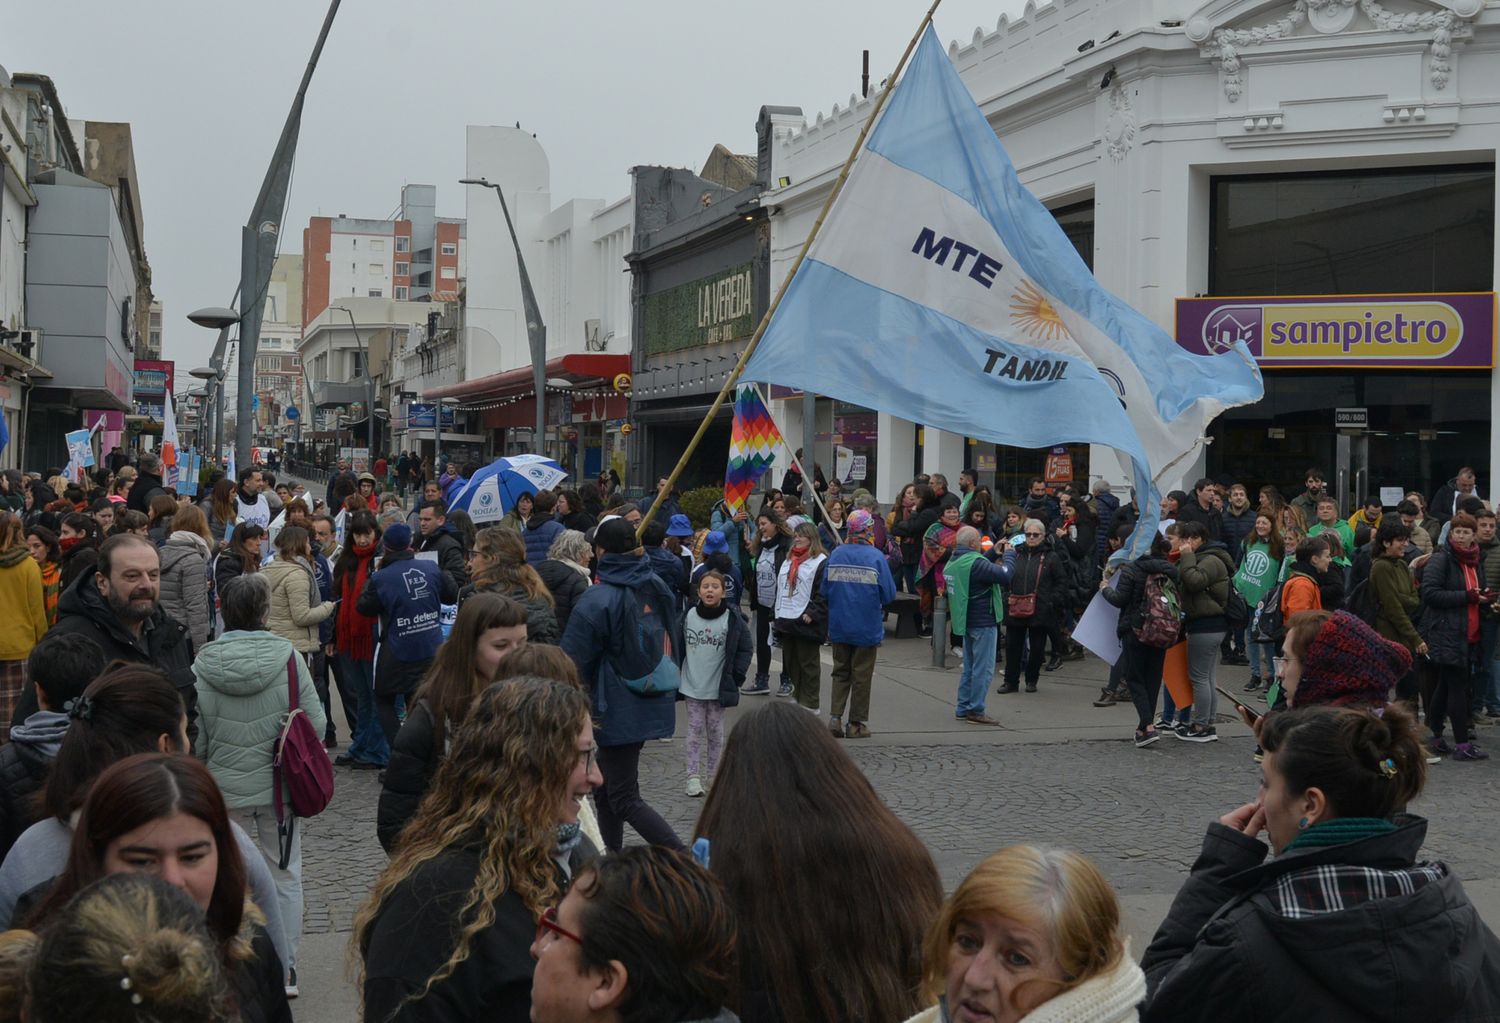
[931,594,948,668]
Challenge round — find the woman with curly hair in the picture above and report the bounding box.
[355,675,602,1022]
[459,525,559,644]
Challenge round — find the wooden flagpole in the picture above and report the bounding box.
[637,0,946,540]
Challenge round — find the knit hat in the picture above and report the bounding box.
[702,531,730,556]
[846,509,875,537]
[382,523,413,551]
[666,514,695,537]
[1293,610,1412,709]
[595,517,642,556]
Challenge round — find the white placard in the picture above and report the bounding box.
[1072,585,1122,667]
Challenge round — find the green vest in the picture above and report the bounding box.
[943,549,1004,637]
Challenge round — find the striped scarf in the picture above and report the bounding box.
[39,560,60,626]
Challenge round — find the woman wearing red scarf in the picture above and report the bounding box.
[774,522,829,712]
[333,509,388,769]
[1418,511,1497,761]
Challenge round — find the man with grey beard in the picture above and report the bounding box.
[37,533,199,743]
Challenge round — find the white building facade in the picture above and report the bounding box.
[762,0,1500,513]
[420,126,632,479]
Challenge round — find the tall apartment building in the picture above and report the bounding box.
[257,255,304,438]
[301,184,465,329]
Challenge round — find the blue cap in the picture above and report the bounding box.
[702,531,730,555]
[382,522,413,550]
[666,513,695,537]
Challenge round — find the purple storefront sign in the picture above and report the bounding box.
[1175,293,1496,369]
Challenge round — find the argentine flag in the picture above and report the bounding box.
[744,26,1263,556]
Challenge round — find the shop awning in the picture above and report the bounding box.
[422,354,629,404]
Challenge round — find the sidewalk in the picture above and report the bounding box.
[804,627,1257,746]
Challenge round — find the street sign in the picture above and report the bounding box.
[1334,407,1368,429]
[285,405,300,421]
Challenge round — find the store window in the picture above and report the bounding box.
[1210,165,1495,295]
[1050,199,1095,271]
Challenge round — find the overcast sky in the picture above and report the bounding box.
[8,0,1028,375]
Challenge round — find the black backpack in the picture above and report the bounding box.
[1251,580,1287,644]
[1224,586,1251,631]
[1344,578,1379,627]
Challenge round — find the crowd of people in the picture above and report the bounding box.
[0,449,1494,1022]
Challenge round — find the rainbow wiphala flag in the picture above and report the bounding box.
[724,384,783,514]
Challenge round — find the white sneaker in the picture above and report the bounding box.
[685,776,705,797]
[1425,753,1442,765]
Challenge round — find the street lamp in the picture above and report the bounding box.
[187,359,229,465]
[187,307,239,465]
[460,176,547,454]
[328,306,376,466]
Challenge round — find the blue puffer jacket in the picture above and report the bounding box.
[561,554,680,748]
[523,516,564,565]
[823,542,896,647]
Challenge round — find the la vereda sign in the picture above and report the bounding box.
[643,262,755,355]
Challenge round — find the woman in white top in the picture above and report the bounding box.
[772,521,828,714]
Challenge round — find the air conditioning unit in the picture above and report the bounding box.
[16,329,41,358]
[584,319,605,351]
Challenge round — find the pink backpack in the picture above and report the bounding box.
[273,655,335,825]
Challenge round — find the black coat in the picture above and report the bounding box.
[125,471,169,514]
[0,736,50,860]
[361,841,597,1023]
[535,559,589,637]
[1143,817,1500,1023]
[58,541,97,593]
[45,566,198,743]
[1005,542,1069,630]
[1174,497,1223,541]
[1419,545,1486,667]
[235,924,294,1023]
[1102,556,1178,639]
[418,525,469,591]
[456,582,560,645]
[376,698,439,854]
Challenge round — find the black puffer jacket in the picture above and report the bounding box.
[456,582,560,645]
[0,715,58,860]
[42,566,198,743]
[1102,555,1177,639]
[376,698,439,854]
[1143,816,1500,1023]
[1005,541,1069,630]
[1419,544,1487,668]
[535,559,590,637]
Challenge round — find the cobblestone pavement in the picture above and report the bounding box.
[303,718,1500,934]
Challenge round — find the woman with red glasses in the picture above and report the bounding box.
[355,675,603,1022]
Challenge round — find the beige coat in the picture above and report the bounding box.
[261,556,336,653]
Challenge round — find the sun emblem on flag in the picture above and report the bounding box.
[1010,280,1071,342]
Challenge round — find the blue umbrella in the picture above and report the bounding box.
[449,454,568,524]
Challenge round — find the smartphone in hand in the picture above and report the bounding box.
[1216,685,1260,722]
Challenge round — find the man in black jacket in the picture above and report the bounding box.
[124,452,169,514]
[416,499,469,590]
[31,534,199,743]
[1173,478,1223,541]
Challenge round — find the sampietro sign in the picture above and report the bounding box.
[1175,293,1496,369]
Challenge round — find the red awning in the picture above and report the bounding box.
[422,354,629,403]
